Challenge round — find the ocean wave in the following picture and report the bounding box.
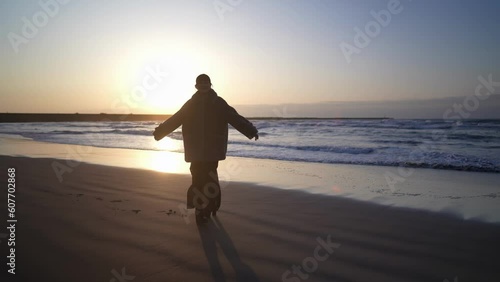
[227,151,500,173]
[46,129,154,136]
[372,139,422,145]
[347,122,454,130]
[167,132,183,140]
[228,141,375,154]
[109,129,153,136]
[49,130,105,135]
[447,133,497,141]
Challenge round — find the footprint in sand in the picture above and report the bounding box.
[165,209,177,216]
[157,210,175,215]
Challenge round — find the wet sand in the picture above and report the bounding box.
[0,155,499,282]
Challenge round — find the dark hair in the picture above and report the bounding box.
[196,74,211,85]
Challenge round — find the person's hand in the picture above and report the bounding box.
[153,126,160,141]
[254,133,259,141]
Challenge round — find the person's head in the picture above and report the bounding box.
[195,74,212,93]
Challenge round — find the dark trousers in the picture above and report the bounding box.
[187,161,221,211]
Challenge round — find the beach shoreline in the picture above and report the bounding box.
[1,136,500,223]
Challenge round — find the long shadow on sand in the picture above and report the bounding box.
[197,217,260,282]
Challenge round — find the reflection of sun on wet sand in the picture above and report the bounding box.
[1,149,500,281]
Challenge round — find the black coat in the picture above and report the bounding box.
[153,89,258,162]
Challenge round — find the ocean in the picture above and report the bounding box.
[1,119,499,173]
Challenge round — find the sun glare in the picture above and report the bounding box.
[146,150,189,174]
[146,136,188,173]
[137,135,187,173]
[154,136,182,152]
[115,42,215,114]
[146,68,196,114]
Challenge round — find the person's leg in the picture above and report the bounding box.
[205,161,221,211]
[187,162,202,209]
[205,161,218,183]
[191,162,221,215]
[191,162,212,222]
[190,162,216,211]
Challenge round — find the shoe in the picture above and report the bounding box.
[195,209,208,224]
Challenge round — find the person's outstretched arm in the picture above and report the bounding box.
[153,103,187,141]
[223,101,258,140]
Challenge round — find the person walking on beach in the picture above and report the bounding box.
[153,74,259,223]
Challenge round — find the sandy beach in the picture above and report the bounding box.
[1,144,500,281]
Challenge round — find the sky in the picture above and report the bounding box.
[0,0,499,118]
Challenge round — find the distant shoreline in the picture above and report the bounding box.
[0,113,171,122]
[0,113,393,122]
